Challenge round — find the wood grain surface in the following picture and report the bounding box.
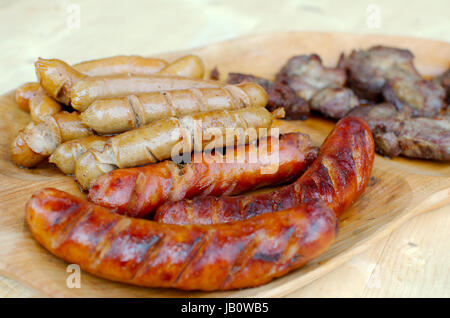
[0,31,449,297]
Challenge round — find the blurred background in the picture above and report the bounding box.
[0,0,449,297]
[1,0,449,92]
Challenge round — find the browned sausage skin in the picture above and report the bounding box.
[88,133,318,218]
[155,116,375,224]
[26,188,337,291]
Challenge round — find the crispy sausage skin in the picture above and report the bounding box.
[26,188,337,291]
[88,133,318,218]
[155,116,375,224]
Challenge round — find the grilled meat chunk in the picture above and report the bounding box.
[341,46,445,116]
[340,45,417,100]
[383,69,446,117]
[433,68,450,103]
[266,80,309,119]
[349,104,450,161]
[275,54,346,101]
[310,87,359,119]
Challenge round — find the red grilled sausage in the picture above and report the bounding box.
[155,116,375,224]
[88,133,318,218]
[26,188,337,291]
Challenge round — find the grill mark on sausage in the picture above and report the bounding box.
[127,95,145,128]
[223,85,241,108]
[52,205,92,250]
[218,231,257,289]
[130,233,165,282]
[321,157,340,201]
[162,91,177,117]
[144,145,158,163]
[225,85,250,107]
[189,88,207,113]
[351,135,363,189]
[173,233,207,285]
[125,170,145,217]
[90,218,131,268]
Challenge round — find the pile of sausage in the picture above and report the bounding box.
[17,54,375,291]
[12,55,279,188]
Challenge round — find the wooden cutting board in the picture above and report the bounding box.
[0,32,449,297]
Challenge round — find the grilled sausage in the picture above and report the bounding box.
[73,55,168,76]
[88,133,318,218]
[15,56,169,122]
[158,55,204,79]
[155,116,375,224]
[10,112,93,168]
[49,136,109,175]
[35,58,220,111]
[26,188,337,291]
[80,82,268,134]
[75,107,283,189]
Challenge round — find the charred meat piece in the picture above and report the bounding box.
[433,68,450,103]
[226,72,309,119]
[341,46,445,116]
[226,72,272,91]
[340,45,418,101]
[276,54,346,101]
[347,104,407,157]
[397,116,450,160]
[383,69,446,117]
[349,104,450,161]
[310,87,359,119]
[266,80,309,119]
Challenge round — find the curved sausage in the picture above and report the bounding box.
[70,75,222,112]
[155,116,375,224]
[26,188,337,291]
[35,58,220,111]
[16,56,169,122]
[75,107,281,189]
[88,133,318,218]
[80,82,268,134]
